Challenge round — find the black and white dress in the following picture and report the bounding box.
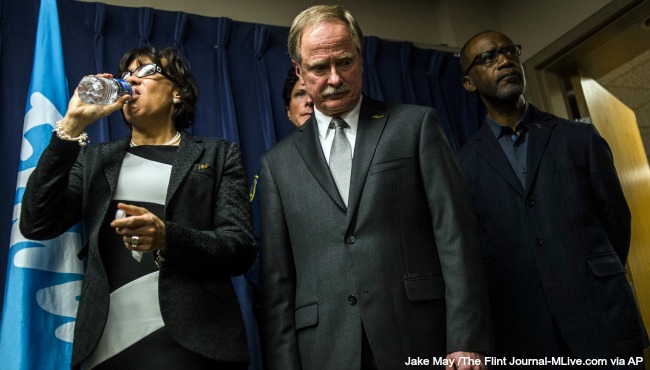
[83,146,221,369]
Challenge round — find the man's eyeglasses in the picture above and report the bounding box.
[119,63,171,80]
[464,45,521,76]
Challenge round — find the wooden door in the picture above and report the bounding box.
[572,75,650,366]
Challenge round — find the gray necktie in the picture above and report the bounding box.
[329,117,352,206]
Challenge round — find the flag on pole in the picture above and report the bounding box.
[0,0,84,369]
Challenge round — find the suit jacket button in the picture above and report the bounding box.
[535,237,544,246]
[345,236,356,244]
[348,295,357,305]
[526,198,535,207]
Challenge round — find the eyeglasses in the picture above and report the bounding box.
[464,45,522,75]
[119,63,171,80]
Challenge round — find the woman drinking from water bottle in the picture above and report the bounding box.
[19,46,256,370]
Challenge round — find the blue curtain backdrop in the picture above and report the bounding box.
[0,0,483,368]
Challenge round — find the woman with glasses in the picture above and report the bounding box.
[19,46,256,370]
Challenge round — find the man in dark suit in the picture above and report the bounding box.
[457,30,648,367]
[259,5,492,370]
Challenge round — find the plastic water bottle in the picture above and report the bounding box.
[77,76,133,105]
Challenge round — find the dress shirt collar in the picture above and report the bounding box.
[486,102,531,139]
[315,96,363,141]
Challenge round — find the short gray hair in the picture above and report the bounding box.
[288,5,363,65]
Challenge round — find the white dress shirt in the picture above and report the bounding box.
[314,96,362,164]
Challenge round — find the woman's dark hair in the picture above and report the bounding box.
[118,46,199,130]
[282,66,300,109]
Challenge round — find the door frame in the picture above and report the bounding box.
[524,0,650,119]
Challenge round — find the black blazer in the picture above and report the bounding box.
[457,104,648,358]
[20,131,256,368]
[259,97,492,370]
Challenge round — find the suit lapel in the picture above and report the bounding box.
[473,123,526,196]
[166,131,204,205]
[524,106,557,192]
[101,136,131,197]
[294,117,347,210]
[91,137,129,245]
[294,98,387,213]
[99,132,202,209]
[346,98,386,219]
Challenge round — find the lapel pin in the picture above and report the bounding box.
[198,164,210,170]
[371,114,384,119]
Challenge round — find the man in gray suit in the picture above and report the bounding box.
[259,5,492,370]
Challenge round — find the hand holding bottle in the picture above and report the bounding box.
[58,73,132,138]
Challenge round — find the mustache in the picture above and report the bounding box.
[322,85,351,97]
[498,70,523,82]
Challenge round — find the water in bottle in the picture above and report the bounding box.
[77,76,133,105]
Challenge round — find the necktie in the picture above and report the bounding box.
[329,117,352,206]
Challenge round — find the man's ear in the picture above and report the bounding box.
[293,60,304,84]
[462,76,476,93]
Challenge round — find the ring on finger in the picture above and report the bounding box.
[130,235,139,248]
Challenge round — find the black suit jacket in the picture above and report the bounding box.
[20,131,256,368]
[259,97,492,370]
[457,104,648,358]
